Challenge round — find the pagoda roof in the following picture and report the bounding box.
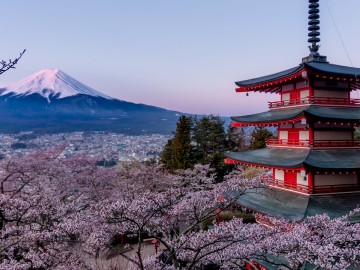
[235,65,302,88]
[235,187,360,221]
[231,106,360,126]
[235,62,360,92]
[225,148,360,172]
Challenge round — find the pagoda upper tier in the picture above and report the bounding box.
[235,61,360,93]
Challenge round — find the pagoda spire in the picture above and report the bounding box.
[302,0,328,63]
[308,0,320,53]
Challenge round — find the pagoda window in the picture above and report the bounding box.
[298,171,308,186]
[296,81,308,89]
[294,122,306,128]
[313,89,349,99]
[282,83,294,91]
[299,130,309,141]
[281,92,290,101]
[315,174,357,186]
[314,130,352,141]
[274,169,284,181]
[279,123,293,129]
[314,80,349,89]
[279,130,288,140]
[300,89,310,99]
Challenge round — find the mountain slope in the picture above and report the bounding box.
[2,69,111,100]
[0,69,184,134]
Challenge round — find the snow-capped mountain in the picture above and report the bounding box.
[0,69,185,134]
[2,69,112,101]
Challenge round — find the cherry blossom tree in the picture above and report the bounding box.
[0,149,358,270]
[0,148,115,269]
[258,211,360,270]
[85,163,359,270]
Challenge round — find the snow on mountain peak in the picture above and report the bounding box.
[2,69,112,100]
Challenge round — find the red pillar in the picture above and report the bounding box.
[309,121,314,147]
[308,172,314,194]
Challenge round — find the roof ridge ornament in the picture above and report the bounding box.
[302,0,328,63]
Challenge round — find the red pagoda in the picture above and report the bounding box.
[225,0,360,220]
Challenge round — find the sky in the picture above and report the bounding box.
[1,0,360,116]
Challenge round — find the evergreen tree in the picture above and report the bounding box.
[161,115,233,180]
[160,139,174,170]
[249,127,274,150]
[192,115,226,164]
[161,116,193,171]
[172,116,193,170]
[192,115,230,182]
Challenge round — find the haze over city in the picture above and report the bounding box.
[2,0,360,116]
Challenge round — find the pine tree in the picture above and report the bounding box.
[192,115,230,182]
[249,127,274,150]
[192,115,226,164]
[161,116,193,171]
[161,115,233,180]
[160,139,174,170]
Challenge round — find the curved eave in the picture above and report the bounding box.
[304,106,360,123]
[225,148,360,172]
[225,148,309,169]
[235,61,360,93]
[231,106,360,127]
[305,149,360,172]
[306,62,360,91]
[305,62,360,78]
[235,65,305,93]
[234,188,360,220]
[231,107,306,127]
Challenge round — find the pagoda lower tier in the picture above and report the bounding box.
[225,148,360,195]
[233,187,360,221]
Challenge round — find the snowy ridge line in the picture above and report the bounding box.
[1,69,113,101]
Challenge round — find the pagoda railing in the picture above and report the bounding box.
[268,179,311,194]
[267,179,360,194]
[268,97,360,109]
[267,139,360,148]
[313,184,360,194]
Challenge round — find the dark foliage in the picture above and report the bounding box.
[11,143,27,150]
[161,115,233,181]
[96,159,117,167]
[249,127,274,150]
[161,116,193,171]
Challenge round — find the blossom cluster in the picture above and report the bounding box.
[0,149,358,270]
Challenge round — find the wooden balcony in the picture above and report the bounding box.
[267,179,360,194]
[268,97,360,109]
[268,179,311,194]
[267,139,360,148]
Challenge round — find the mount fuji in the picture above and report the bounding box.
[0,69,184,134]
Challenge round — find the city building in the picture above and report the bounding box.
[225,0,360,221]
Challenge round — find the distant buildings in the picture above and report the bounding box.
[0,132,170,163]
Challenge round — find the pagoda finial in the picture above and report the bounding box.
[302,0,328,63]
[308,0,320,54]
